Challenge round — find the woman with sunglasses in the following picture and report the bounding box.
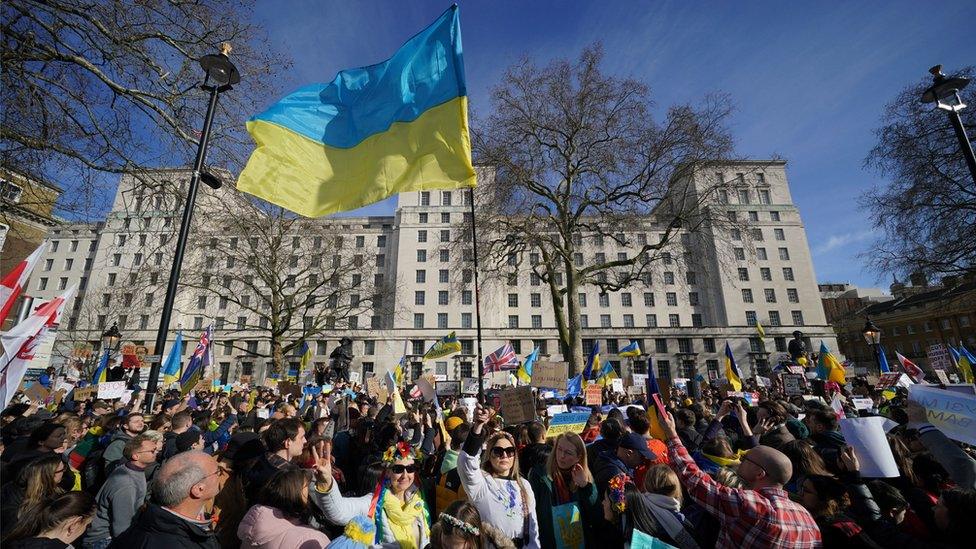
[458,405,540,548]
[310,440,431,549]
[527,432,599,549]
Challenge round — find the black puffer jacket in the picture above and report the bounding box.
[108,503,218,549]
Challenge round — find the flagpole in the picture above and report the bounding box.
[468,187,485,403]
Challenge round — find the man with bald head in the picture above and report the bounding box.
[109,450,219,548]
[661,409,821,548]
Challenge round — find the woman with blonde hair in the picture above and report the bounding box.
[527,432,599,549]
[458,405,540,548]
[0,454,67,538]
[603,471,700,549]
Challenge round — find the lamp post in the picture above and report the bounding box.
[921,65,976,186]
[861,317,882,375]
[143,44,240,411]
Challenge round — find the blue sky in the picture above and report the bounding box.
[252,0,976,290]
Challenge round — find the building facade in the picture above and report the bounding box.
[25,161,838,386]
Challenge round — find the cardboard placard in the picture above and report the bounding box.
[782,373,805,396]
[927,344,952,372]
[97,381,126,400]
[585,384,602,406]
[461,377,479,395]
[25,383,49,403]
[278,381,302,398]
[366,377,382,397]
[436,380,461,397]
[755,376,771,388]
[545,412,590,438]
[499,386,535,424]
[627,385,645,396]
[73,386,95,401]
[631,373,648,387]
[934,369,950,385]
[876,373,905,390]
[194,378,213,394]
[610,378,624,394]
[415,376,437,402]
[530,361,569,389]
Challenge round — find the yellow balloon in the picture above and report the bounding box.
[797,357,808,366]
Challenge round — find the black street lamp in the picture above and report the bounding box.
[921,65,976,186]
[142,44,240,410]
[101,322,122,357]
[861,317,883,374]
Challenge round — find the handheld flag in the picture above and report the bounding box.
[162,331,184,384]
[894,351,923,382]
[423,332,462,360]
[756,320,766,340]
[583,342,600,380]
[393,340,407,386]
[724,342,743,391]
[237,5,476,217]
[817,341,846,384]
[619,340,641,358]
[644,358,667,440]
[955,345,975,383]
[484,343,517,373]
[92,348,110,385]
[566,374,582,397]
[517,347,539,384]
[180,325,213,396]
[877,344,890,374]
[299,340,312,377]
[596,362,619,387]
[0,243,44,324]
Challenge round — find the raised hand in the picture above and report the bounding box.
[717,400,734,419]
[571,463,588,488]
[838,446,860,473]
[311,439,333,491]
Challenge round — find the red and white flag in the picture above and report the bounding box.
[0,243,45,324]
[0,285,75,408]
[484,343,518,374]
[894,351,923,382]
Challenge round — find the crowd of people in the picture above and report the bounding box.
[1,367,974,549]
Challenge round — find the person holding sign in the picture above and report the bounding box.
[527,432,600,549]
[458,405,540,548]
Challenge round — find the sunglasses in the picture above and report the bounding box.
[491,446,516,458]
[390,464,419,474]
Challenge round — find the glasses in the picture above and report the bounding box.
[491,446,516,458]
[741,455,766,474]
[195,469,220,484]
[390,464,418,474]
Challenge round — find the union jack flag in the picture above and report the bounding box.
[484,342,518,373]
[179,325,213,392]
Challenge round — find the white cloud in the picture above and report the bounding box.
[813,229,879,255]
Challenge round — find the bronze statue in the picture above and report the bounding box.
[328,337,354,383]
[788,330,807,362]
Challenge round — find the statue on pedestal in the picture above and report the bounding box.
[788,330,807,363]
[328,337,354,383]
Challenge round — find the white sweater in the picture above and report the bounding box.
[457,448,541,548]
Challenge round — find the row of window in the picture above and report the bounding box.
[418,190,470,207]
[742,288,801,304]
[889,316,972,336]
[731,227,787,241]
[115,233,170,248]
[46,240,97,254]
[745,310,805,326]
[739,266,795,282]
[41,257,93,273]
[733,246,791,261]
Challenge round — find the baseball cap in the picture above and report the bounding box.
[444,416,464,431]
[618,432,656,460]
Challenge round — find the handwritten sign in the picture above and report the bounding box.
[934,369,950,385]
[461,377,479,395]
[908,384,976,445]
[25,384,49,403]
[782,374,805,396]
[876,373,906,390]
[436,380,461,398]
[545,412,590,438]
[755,376,771,388]
[349,371,361,384]
[927,344,952,372]
[499,386,535,424]
[631,373,647,387]
[627,385,645,396]
[610,378,624,394]
[73,387,95,401]
[585,384,602,406]
[531,361,569,389]
[97,381,126,400]
[851,397,874,410]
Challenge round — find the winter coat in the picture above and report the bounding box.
[527,463,601,549]
[87,462,148,541]
[108,503,218,549]
[101,430,134,472]
[237,504,330,549]
[6,537,70,549]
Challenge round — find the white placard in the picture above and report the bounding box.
[632,373,647,387]
[839,416,900,477]
[97,381,126,400]
[349,371,361,384]
[851,397,874,410]
[611,378,624,394]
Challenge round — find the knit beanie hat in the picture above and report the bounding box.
[326,515,375,548]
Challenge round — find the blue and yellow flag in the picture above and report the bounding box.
[566,374,582,397]
[91,349,109,384]
[583,341,600,380]
[596,362,619,387]
[299,340,312,375]
[756,320,766,340]
[424,331,462,360]
[817,341,846,384]
[878,344,891,374]
[517,347,539,384]
[950,345,975,383]
[237,5,476,217]
[162,331,184,384]
[724,341,743,391]
[619,340,641,358]
[644,358,667,440]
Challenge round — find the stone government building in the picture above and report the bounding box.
[21,160,838,386]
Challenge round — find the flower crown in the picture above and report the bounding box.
[439,513,480,536]
[382,441,420,463]
[607,473,630,513]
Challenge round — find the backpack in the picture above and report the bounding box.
[80,446,108,494]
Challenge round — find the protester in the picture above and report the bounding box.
[2,492,96,549]
[3,422,66,480]
[84,434,157,548]
[244,417,304,502]
[0,454,67,538]
[101,413,144,474]
[238,468,330,548]
[458,405,540,548]
[527,431,599,549]
[660,407,822,548]
[109,450,221,548]
[602,472,700,549]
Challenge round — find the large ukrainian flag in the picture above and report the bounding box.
[237,5,476,217]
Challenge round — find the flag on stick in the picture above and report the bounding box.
[895,351,923,382]
[817,342,847,385]
[162,331,184,385]
[180,325,213,396]
[484,343,517,373]
[619,340,641,358]
[644,358,667,440]
[583,342,600,380]
[423,332,462,360]
[0,243,44,324]
[724,342,743,391]
[517,347,539,384]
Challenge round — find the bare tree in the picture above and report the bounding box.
[463,45,736,371]
[182,198,391,376]
[862,66,976,279]
[1,0,287,217]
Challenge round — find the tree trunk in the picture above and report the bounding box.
[564,262,584,375]
[270,338,284,379]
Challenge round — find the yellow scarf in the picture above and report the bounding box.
[380,488,429,549]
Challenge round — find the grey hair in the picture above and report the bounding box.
[153,451,208,507]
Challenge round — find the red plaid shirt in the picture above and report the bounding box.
[667,437,822,549]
